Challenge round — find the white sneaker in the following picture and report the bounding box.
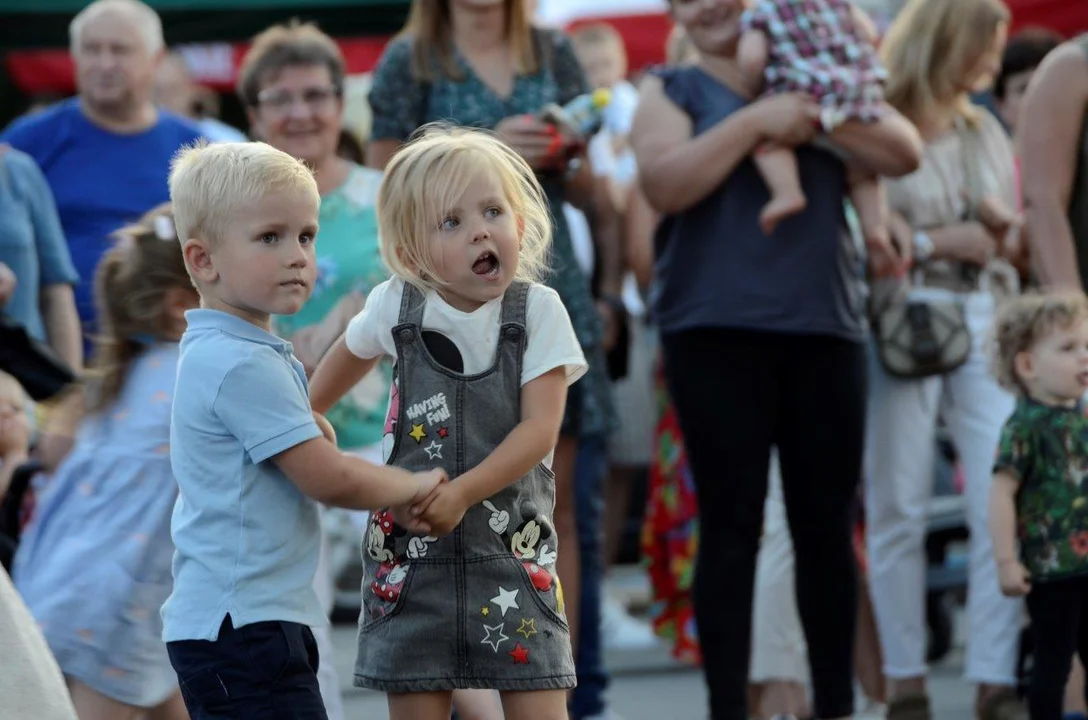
[600,595,660,651]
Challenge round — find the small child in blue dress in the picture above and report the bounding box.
[13,203,195,719]
[161,141,444,719]
[309,125,587,720]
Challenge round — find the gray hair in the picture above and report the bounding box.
[69,0,164,55]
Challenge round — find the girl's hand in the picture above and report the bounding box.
[413,481,466,537]
[752,93,821,147]
[997,559,1031,597]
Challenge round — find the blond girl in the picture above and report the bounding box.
[310,124,586,720]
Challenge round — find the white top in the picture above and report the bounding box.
[345,276,588,388]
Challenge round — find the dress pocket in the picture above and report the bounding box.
[506,554,568,631]
[359,561,417,633]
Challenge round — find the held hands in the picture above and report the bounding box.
[391,468,450,535]
[997,559,1031,597]
[409,477,467,537]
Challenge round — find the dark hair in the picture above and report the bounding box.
[994,27,1062,99]
[237,19,346,107]
[337,128,366,164]
[87,203,189,414]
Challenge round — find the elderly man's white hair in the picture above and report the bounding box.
[69,0,164,54]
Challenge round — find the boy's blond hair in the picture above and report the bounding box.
[377,124,552,290]
[991,292,1088,393]
[169,141,319,250]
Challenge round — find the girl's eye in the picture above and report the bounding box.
[259,233,278,244]
[440,216,459,231]
[485,207,502,218]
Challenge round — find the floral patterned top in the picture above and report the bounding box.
[367,29,615,438]
[994,396,1088,583]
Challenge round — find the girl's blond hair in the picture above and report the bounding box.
[880,0,1009,127]
[400,0,539,83]
[377,124,552,290]
[990,292,1088,393]
[88,203,189,414]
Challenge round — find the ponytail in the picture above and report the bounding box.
[85,204,189,414]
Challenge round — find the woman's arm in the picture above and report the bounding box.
[1018,44,1088,290]
[624,184,658,290]
[39,285,81,372]
[411,367,567,535]
[826,107,923,177]
[630,77,817,215]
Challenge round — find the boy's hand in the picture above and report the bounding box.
[413,482,467,537]
[997,559,1031,597]
[313,411,337,445]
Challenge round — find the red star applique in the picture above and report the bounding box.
[438,426,450,438]
[509,642,530,664]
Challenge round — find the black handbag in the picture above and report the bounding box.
[0,315,77,401]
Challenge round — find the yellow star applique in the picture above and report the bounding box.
[481,606,490,617]
[409,424,427,443]
[516,618,537,639]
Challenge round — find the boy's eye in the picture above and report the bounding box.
[440,216,459,231]
[300,233,315,245]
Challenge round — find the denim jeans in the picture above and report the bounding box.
[570,434,610,719]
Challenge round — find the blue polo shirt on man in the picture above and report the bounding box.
[161,309,325,642]
[0,99,202,345]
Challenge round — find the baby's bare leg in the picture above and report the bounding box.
[753,144,807,235]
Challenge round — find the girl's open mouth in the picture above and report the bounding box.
[472,251,500,278]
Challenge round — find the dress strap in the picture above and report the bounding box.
[396,281,427,326]
[499,281,530,328]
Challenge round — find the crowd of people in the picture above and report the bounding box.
[2,0,1088,719]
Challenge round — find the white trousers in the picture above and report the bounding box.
[313,521,344,720]
[751,454,810,684]
[864,292,1022,684]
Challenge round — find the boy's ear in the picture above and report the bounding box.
[1013,350,1035,384]
[183,238,218,284]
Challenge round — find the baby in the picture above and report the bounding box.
[739,0,888,240]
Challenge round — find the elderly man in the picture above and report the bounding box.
[1019,35,1088,290]
[1,0,202,349]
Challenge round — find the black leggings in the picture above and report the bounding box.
[1025,576,1088,720]
[662,328,867,720]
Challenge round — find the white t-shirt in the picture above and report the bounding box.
[345,277,588,388]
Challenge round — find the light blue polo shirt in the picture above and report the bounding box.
[162,309,324,642]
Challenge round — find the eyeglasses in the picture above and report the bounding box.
[256,85,340,114]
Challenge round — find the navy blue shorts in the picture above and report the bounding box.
[167,616,326,720]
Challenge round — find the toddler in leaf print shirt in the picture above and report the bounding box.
[990,291,1088,720]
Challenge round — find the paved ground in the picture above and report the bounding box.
[329,623,976,719]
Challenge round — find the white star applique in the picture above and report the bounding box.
[480,622,509,652]
[490,586,520,617]
[423,441,443,460]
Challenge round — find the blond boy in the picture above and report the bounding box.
[160,141,442,718]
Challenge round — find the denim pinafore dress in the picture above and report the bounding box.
[354,281,576,693]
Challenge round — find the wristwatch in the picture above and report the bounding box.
[913,231,935,263]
